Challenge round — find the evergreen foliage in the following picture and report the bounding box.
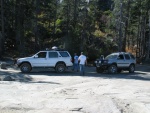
[0,0,150,62]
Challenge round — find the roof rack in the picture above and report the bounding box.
[52,48,66,51]
[45,48,66,51]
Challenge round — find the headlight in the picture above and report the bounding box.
[103,60,108,64]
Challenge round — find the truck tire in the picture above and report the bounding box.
[20,63,32,73]
[129,64,135,73]
[55,64,66,73]
[108,65,117,74]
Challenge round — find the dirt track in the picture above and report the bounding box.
[0,64,150,113]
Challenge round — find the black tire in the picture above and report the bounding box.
[20,63,32,73]
[108,65,117,74]
[55,64,66,73]
[96,67,104,73]
[129,64,135,73]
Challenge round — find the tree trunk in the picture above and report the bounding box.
[136,0,142,58]
[34,0,40,51]
[64,0,70,50]
[138,15,142,58]
[0,0,5,58]
[15,0,25,56]
[53,0,59,38]
[122,0,130,52]
[118,0,123,52]
[73,0,78,27]
[146,10,150,60]
[142,16,146,57]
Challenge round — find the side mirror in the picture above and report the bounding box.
[34,54,38,58]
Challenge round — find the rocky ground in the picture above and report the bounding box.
[0,61,150,113]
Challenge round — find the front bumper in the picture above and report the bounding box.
[95,61,111,70]
[16,61,22,67]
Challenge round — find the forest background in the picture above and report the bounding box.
[0,0,150,62]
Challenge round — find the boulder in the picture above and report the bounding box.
[0,63,7,69]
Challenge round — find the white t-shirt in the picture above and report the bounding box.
[78,55,86,65]
[74,55,79,64]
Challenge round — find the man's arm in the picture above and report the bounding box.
[85,59,87,65]
[78,57,80,63]
[85,57,87,65]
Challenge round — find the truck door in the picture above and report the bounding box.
[47,52,59,66]
[32,52,47,67]
[117,54,126,67]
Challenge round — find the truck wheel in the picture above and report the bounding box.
[96,67,103,73]
[108,65,117,74]
[56,64,66,73]
[20,63,32,73]
[129,64,135,73]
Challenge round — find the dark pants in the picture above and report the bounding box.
[73,63,79,71]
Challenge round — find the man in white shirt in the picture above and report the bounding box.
[78,52,87,75]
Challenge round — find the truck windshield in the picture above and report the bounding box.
[105,54,117,60]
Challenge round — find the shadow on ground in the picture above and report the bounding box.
[0,70,33,82]
[0,64,150,82]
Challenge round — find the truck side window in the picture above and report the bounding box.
[49,52,58,58]
[125,54,130,60]
[118,54,124,60]
[38,52,47,58]
[130,54,135,59]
